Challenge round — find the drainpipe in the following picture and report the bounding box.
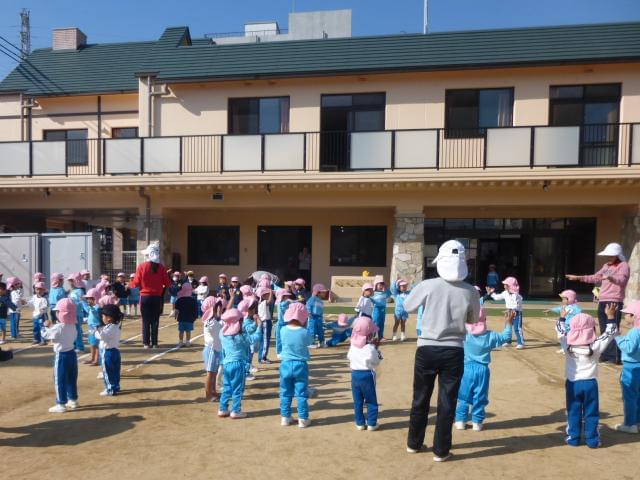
[19,93,24,141]
[139,186,151,243]
[147,75,153,137]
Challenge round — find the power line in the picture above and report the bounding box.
[0,33,23,55]
[0,43,22,63]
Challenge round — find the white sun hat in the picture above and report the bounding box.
[433,240,468,282]
[597,242,626,262]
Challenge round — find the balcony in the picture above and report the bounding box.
[0,123,638,178]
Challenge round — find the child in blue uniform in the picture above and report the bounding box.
[547,289,582,354]
[218,308,262,419]
[306,284,329,348]
[256,286,274,363]
[174,283,198,347]
[280,302,313,428]
[27,282,49,345]
[48,273,66,323]
[275,289,293,356]
[168,271,182,316]
[455,309,514,431]
[355,283,374,319]
[96,304,123,396]
[371,277,391,339]
[614,300,640,433]
[391,279,411,342]
[326,313,353,347]
[127,274,140,317]
[202,296,223,401]
[82,288,102,366]
[0,282,17,345]
[67,273,86,353]
[293,278,310,304]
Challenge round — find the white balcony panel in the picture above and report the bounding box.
[223,135,261,171]
[534,126,580,166]
[33,141,66,175]
[350,131,392,169]
[487,128,530,167]
[394,130,438,168]
[105,139,141,174]
[264,134,304,170]
[0,142,30,175]
[144,137,180,173]
[633,124,640,165]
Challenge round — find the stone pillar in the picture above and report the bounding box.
[622,215,640,301]
[136,215,172,267]
[390,211,424,285]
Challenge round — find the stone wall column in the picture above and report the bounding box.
[390,211,424,285]
[136,215,172,267]
[622,215,640,301]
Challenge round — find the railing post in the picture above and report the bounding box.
[140,138,144,175]
[102,139,106,175]
[64,141,69,177]
[630,124,634,168]
[435,129,440,170]
[529,127,535,169]
[220,135,224,173]
[28,139,33,177]
[179,136,183,174]
[261,134,265,173]
[390,130,396,170]
[303,133,307,172]
[482,129,488,169]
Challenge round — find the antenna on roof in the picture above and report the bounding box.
[20,8,31,59]
[423,0,429,34]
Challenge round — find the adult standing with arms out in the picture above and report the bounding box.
[566,242,630,364]
[130,241,171,349]
[403,240,480,462]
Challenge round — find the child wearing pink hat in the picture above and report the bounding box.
[614,300,640,433]
[48,273,66,324]
[293,278,310,304]
[556,307,618,447]
[257,286,274,363]
[67,273,86,353]
[42,298,80,413]
[175,283,198,347]
[487,276,524,349]
[202,296,223,401]
[7,277,25,340]
[391,279,412,342]
[547,289,582,354]
[275,288,294,356]
[126,274,140,318]
[27,282,49,345]
[229,276,243,308]
[306,284,329,348]
[280,302,313,427]
[455,310,514,431]
[195,276,210,317]
[371,276,391,340]
[218,308,262,419]
[0,281,18,345]
[82,288,102,366]
[355,283,374,318]
[326,313,354,347]
[348,316,383,430]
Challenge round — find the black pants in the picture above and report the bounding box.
[597,301,623,363]
[140,296,163,346]
[407,345,464,457]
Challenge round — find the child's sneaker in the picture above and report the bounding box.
[400,333,407,342]
[472,422,483,431]
[97,372,104,379]
[433,453,452,462]
[250,366,258,374]
[298,418,311,428]
[615,424,639,433]
[99,390,110,397]
[454,421,466,430]
[143,344,150,349]
[281,416,292,426]
[230,411,247,419]
[502,342,510,347]
[246,375,256,381]
[217,410,230,418]
[367,424,379,431]
[355,424,366,431]
[48,404,66,413]
[65,400,79,409]
[516,344,524,350]
[392,335,398,342]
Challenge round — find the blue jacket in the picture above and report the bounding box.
[391,281,411,316]
[464,324,512,365]
[221,326,262,364]
[48,287,67,308]
[372,289,391,310]
[306,295,324,321]
[616,328,640,364]
[277,300,291,324]
[551,304,582,329]
[280,325,311,361]
[68,288,85,320]
[85,304,102,328]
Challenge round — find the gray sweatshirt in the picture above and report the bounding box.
[404,277,480,348]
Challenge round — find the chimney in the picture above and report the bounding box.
[52,28,87,50]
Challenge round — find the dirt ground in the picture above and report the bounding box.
[1,309,638,480]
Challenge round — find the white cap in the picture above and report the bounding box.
[432,240,466,264]
[597,242,626,262]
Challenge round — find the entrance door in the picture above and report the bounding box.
[257,226,312,285]
[478,237,524,290]
[528,236,560,296]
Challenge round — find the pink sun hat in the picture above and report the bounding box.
[178,282,193,298]
[218,273,228,279]
[116,272,126,278]
[502,277,520,294]
[199,276,209,283]
[54,298,77,325]
[466,308,487,335]
[255,287,271,298]
[201,296,219,322]
[98,295,119,308]
[337,313,350,327]
[80,269,91,276]
[221,308,243,336]
[350,316,379,348]
[34,281,46,290]
[397,279,408,288]
[33,272,45,282]
[621,300,640,329]
[566,313,597,346]
[312,283,328,295]
[361,283,374,293]
[237,298,253,316]
[231,276,240,282]
[239,285,253,297]
[276,289,294,302]
[559,290,577,305]
[373,275,385,287]
[294,278,306,286]
[284,302,309,326]
[83,288,99,299]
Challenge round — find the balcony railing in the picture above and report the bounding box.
[0,123,638,177]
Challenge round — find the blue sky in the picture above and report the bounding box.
[1,0,639,79]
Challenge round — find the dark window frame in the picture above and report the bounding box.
[187,225,240,265]
[329,225,387,267]
[43,128,89,166]
[320,92,387,133]
[111,127,139,138]
[548,82,621,126]
[444,87,514,138]
[227,96,290,135]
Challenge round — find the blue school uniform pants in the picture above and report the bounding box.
[74,318,85,351]
[507,311,524,346]
[565,378,600,448]
[32,314,46,343]
[280,360,309,420]
[621,363,640,426]
[101,348,121,395]
[220,360,246,414]
[10,312,20,338]
[455,361,491,423]
[327,329,352,347]
[351,370,379,427]
[372,306,386,338]
[259,319,273,361]
[275,321,284,355]
[54,350,78,405]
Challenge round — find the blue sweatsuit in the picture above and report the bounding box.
[85,304,102,347]
[616,327,640,426]
[48,287,66,323]
[325,318,354,347]
[243,317,260,375]
[455,324,512,424]
[220,325,262,414]
[279,325,311,420]
[68,288,86,352]
[371,288,391,338]
[306,295,325,344]
[391,282,411,321]
[275,299,291,355]
[416,305,424,337]
[551,304,582,330]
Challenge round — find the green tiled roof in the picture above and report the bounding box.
[1,21,639,97]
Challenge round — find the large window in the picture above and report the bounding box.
[330,225,387,267]
[445,88,513,137]
[187,226,240,265]
[43,129,88,166]
[228,97,290,134]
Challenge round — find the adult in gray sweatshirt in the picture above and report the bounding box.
[403,240,480,462]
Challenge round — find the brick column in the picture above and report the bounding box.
[390,211,424,285]
[622,215,640,301]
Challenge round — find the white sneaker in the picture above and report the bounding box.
[308,344,318,349]
[99,390,109,397]
[217,410,230,418]
[556,348,564,354]
[281,416,292,426]
[298,418,311,428]
[97,372,104,379]
[250,366,258,374]
[143,345,150,349]
[0,340,6,345]
[454,421,466,430]
[185,342,192,347]
[65,400,79,409]
[246,375,256,381]
[615,424,639,433]
[230,411,247,419]
[367,424,379,431]
[406,447,420,454]
[516,344,524,350]
[400,333,407,342]
[49,404,66,413]
[433,453,452,462]
[502,342,510,347]
[356,424,366,431]
[472,422,483,431]
[392,335,398,342]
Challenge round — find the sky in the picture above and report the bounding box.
[0,0,639,79]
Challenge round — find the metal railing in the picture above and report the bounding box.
[0,123,637,177]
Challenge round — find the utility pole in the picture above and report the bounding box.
[20,8,31,60]
[423,0,429,34]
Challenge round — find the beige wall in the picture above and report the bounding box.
[0,94,22,141]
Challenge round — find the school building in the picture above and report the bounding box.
[0,10,639,298]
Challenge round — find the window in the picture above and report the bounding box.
[112,127,138,138]
[187,226,240,265]
[445,88,513,137]
[320,92,386,132]
[549,84,620,126]
[330,226,387,267]
[228,97,290,134]
[43,129,89,166]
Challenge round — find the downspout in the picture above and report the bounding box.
[139,186,151,243]
[19,93,24,141]
[147,75,153,137]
